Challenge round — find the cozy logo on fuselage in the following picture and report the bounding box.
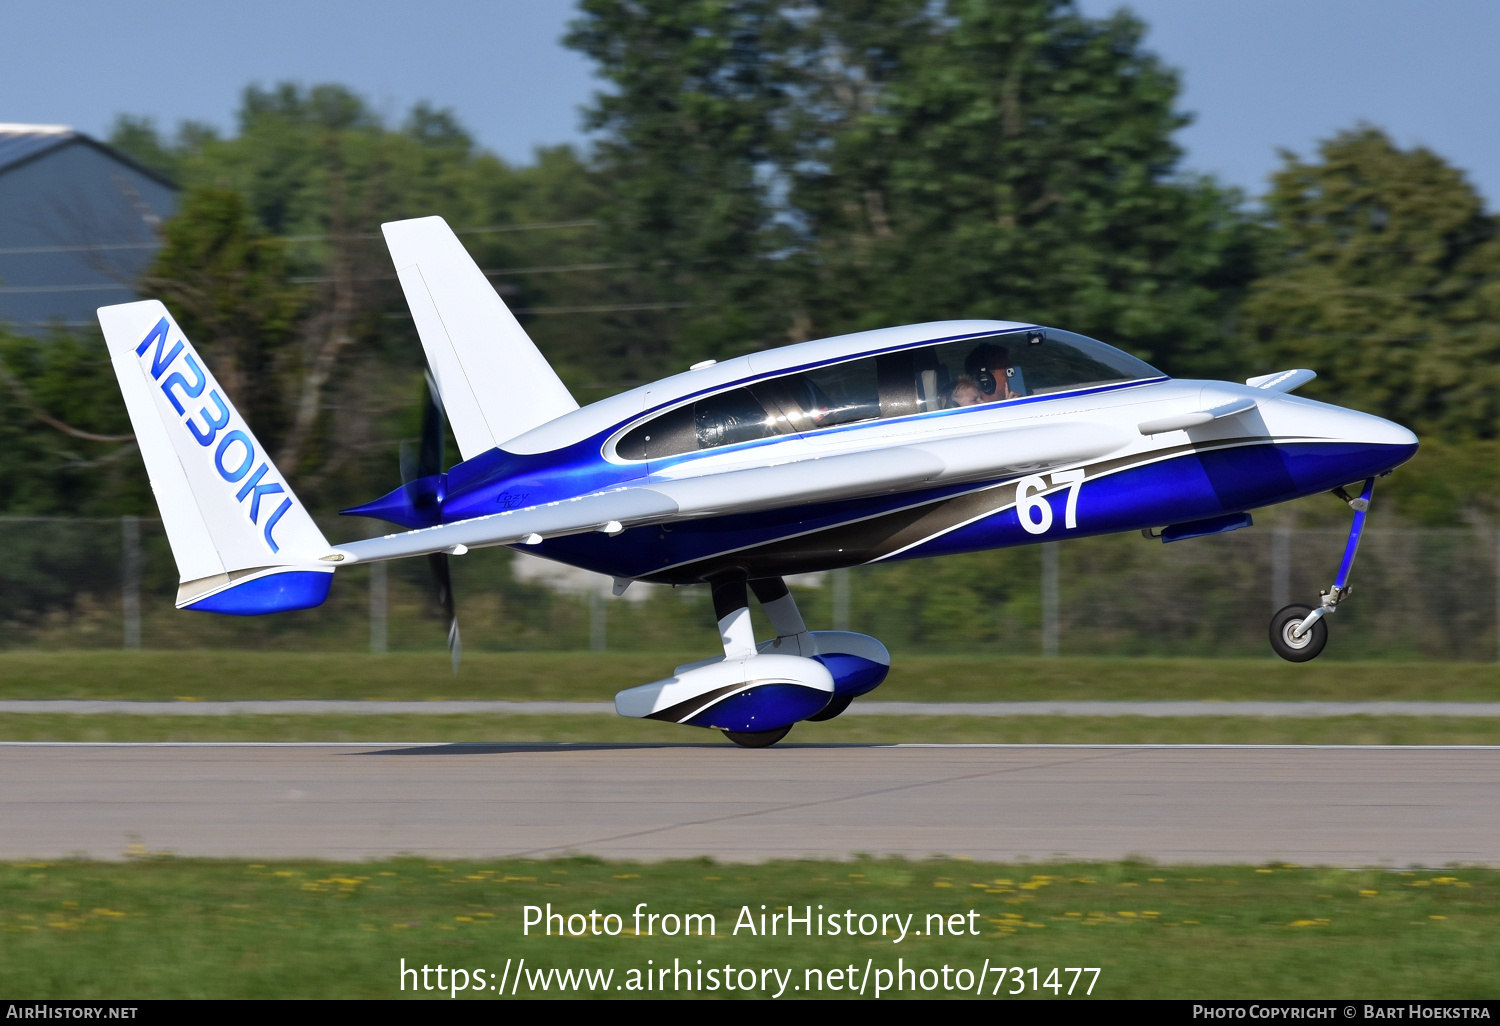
[136,317,294,553]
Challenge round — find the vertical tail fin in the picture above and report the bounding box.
[382,216,578,459]
[98,300,334,614]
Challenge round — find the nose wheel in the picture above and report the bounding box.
[1267,477,1374,663]
[1269,604,1328,662]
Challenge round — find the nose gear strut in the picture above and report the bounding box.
[1268,477,1375,662]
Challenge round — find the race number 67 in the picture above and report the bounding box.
[1016,469,1085,536]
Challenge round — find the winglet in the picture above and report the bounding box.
[382,216,579,459]
[98,300,333,614]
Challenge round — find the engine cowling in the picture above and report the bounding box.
[614,654,834,733]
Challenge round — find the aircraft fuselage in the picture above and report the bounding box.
[344,319,1417,586]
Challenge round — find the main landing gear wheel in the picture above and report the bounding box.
[805,694,853,722]
[1269,604,1328,662]
[722,725,793,748]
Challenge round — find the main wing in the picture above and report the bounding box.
[324,421,1126,565]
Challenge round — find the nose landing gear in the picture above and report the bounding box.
[1268,477,1374,663]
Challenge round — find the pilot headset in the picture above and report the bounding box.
[965,344,1010,396]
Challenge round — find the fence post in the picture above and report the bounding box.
[1041,542,1059,657]
[589,591,607,651]
[1495,529,1500,663]
[1272,527,1291,610]
[831,567,851,631]
[369,562,388,654]
[121,515,141,651]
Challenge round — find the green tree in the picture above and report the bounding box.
[0,328,145,515]
[144,187,304,457]
[109,85,632,507]
[1241,127,1500,526]
[1242,127,1500,441]
[567,0,803,363]
[567,0,1258,374]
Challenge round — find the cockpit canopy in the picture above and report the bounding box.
[615,327,1161,461]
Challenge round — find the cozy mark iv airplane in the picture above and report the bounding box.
[99,216,1419,747]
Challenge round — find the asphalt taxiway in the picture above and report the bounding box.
[3,743,1495,865]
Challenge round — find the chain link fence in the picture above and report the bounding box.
[0,516,1496,660]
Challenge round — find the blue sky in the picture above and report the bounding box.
[5,0,1498,203]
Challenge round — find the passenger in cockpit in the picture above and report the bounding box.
[949,376,983,407]
[964,342,1018,403]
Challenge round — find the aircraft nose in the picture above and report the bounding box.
[1347,408,1418,449]
[1266,394,1417,451]
[1322,405,1419,474]
[1260,395,1419,489]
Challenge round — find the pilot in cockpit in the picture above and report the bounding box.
[963,342,1020,404]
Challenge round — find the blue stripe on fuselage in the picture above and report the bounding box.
[897,439,1414,562]
[529,440,1417,580]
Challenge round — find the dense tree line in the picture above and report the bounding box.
[3,0,1498,529]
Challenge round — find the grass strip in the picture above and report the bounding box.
[2,651,1500,702]
[4,713,1500,745]
[2,857,1496,999]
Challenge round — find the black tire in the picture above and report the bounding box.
[805,694,854,722]
[722,725,792,748]
[1269,604,1328,662]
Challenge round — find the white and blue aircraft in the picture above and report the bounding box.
[99,216,1418,746]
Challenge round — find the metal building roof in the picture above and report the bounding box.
[0,123,175,188]
[0,123,76,174]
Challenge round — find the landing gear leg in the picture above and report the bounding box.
[1269,477,1374,662]
[711,574,795,747]
[751,577,853,721]
[750,577,813,655]
[710,574,757,661]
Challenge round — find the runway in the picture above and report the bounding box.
[3,743,1497,866]
[6,700,1500,716]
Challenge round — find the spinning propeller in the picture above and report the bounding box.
[401,371,461,673]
